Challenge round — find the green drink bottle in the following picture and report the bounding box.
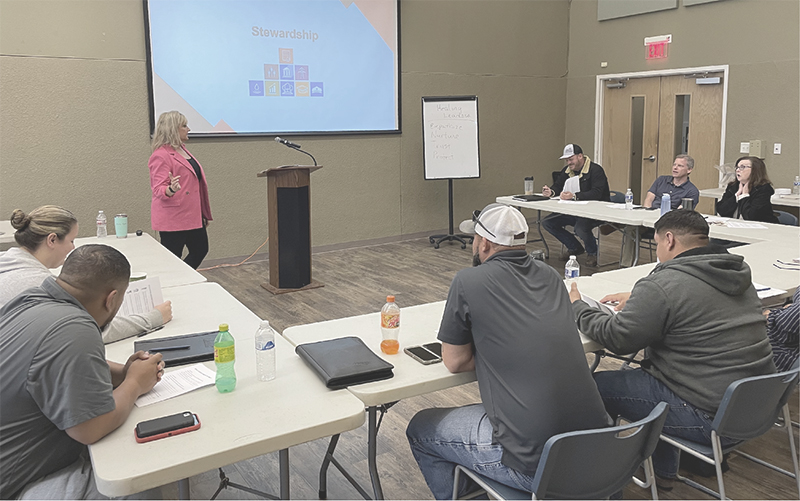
[214,323,236,392]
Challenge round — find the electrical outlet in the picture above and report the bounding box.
[600,62,608,68]
[774,143,782,155]
[749,140,763,158]
[740,142,750,154]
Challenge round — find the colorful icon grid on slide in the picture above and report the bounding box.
[250,48,323,97]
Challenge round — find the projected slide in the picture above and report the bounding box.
[146,0,399,134]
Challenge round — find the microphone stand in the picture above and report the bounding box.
[287,145,317,166]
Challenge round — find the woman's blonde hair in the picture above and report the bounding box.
[11,205,77,250]
[151,111,187,151]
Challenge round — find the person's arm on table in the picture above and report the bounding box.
[68,353,163,445]
[643,192,656,208]
[568,281,667,354]
[442,342,475,373]
[102,302,172,344]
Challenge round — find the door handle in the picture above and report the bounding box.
[645,155,656,162]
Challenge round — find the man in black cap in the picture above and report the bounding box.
[542,143,610,267]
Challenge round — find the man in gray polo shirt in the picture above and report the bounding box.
[619,154,700,266]
[0,245,164,499]
[406,204,610,499]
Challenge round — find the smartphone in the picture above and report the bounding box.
[135,411,201,443]
[404,345,442,365]
[423,342,442,357]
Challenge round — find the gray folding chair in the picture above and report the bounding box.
[659,369,800,500]
[775,210,799,226]
[452,402,669,500]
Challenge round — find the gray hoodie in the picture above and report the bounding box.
[573,245,775,414]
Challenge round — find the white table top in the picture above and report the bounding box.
[68,232,206,289]
[497,196,646,226]
[282,300,602,408]
[700,187,800,208]
[91,283,365,497]
[729,241,800,293]
[0,220,14,245]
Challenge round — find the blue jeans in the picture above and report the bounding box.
[594,369,738,478]
[406,404,536,500]
[541,213,600,256]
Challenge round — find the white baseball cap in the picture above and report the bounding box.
[559,143,583,159]
[458,203,528,246]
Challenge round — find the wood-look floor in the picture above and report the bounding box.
[156,230,799,500]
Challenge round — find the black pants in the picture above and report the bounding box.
[159,226,209,269]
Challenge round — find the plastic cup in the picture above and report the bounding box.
[524,177,534,195]
[115,214,128,238]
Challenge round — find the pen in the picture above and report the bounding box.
[152,345,191,351]
[137,325,165,337]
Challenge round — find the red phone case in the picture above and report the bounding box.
[134,414,201,443]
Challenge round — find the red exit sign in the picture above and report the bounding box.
[644,34,671,60]
[646,42,669,59]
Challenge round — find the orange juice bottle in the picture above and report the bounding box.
[380,295,400,354]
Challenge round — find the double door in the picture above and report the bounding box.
[601,72,724,214]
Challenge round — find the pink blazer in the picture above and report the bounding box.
[149,145,213,232]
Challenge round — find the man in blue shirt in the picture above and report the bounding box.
[620,154,699,267]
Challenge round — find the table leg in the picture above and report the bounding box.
[633,226,640,267]
[279,449,290,500]
[319,434,339,499]
[537,210,550,259]
[178,478,190,500]
[367,406,384,500]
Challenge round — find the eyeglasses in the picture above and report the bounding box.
[735,165,752,171]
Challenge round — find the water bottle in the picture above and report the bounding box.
[565,255,580,284]
[96,210,107,238]
[380,295,400,355]
[214,323,236,392]
[625,188,634,210]
[255,320,276,382]
[793,176,800,195]
[660,193,671,216]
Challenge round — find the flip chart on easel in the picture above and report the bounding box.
[422,96,480,180]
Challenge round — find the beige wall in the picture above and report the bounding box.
[565,0,800,188]
[0,0,570,260]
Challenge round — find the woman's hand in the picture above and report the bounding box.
[167,172,181,197]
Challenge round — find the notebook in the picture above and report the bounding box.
[134,331,218,368]
[512,194,551,202]
[295,336,395,389]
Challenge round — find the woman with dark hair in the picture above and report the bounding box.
[716,156,779,223]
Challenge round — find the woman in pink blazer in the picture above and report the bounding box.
[149,111,213,269]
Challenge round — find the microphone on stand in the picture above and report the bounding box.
[274,137,302,149]
[273,136,317,166]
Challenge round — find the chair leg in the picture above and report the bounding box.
[785,405,800,497]
[452,465,462,500]
[712,431,727,500]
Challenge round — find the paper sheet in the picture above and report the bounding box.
[607,204,640,209]
[135,364,216,407]
[563,176,581,194]
[726,221,768,229]
[753,282,787,300]
[120,276,163,317]
[581,294,619,315]
[557,200,589,205]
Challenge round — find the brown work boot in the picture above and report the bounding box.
[560,246,585,260]
[585,255,598,267]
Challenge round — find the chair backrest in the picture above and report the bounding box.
[552,170,562,185]
[609,191,625,204]
[774,210,799,226]
[530,402,669,499]
[712,369,799,440]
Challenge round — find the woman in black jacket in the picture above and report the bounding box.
[716,156,779,223]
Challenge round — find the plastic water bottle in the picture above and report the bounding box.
[565,255,580,284]
[793,176,800,195]
[96,211,107,238]
[380,295,400,355]
[625,188,634,210]
[214,323,236,392]
[255,320,276,382]
[660,193,671,216]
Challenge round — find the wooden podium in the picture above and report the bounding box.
[257,165,323,294]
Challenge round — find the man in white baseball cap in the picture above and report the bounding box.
[407,202,610,499]
[541,143,610,268]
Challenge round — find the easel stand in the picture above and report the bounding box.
[429,179,474,249]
